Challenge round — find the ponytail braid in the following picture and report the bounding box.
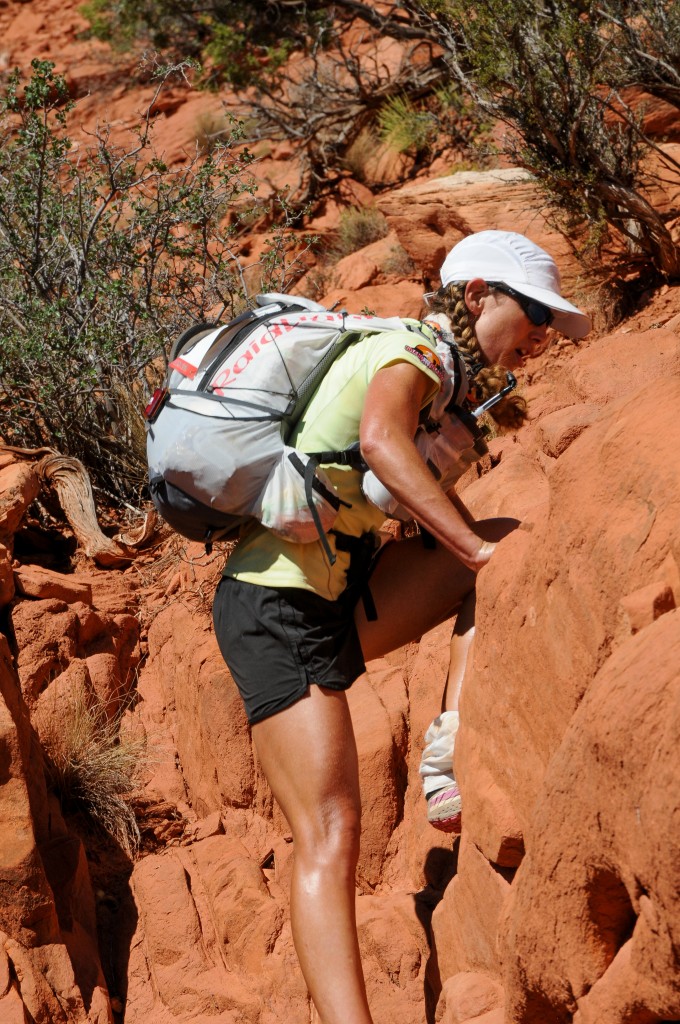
[429,283,528,430]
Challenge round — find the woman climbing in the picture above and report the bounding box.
[212,229,591,1024]
[415,232,591,834]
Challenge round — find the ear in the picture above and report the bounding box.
[463,278,489,317]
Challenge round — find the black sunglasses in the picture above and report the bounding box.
[488,282,554,327]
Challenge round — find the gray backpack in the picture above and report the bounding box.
[145,294,441,555]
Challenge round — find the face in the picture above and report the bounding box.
[463,279,551,371]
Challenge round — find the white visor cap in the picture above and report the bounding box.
[439,230,591,339]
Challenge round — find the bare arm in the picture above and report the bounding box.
[446,486,477,529]
[360,362,494,572]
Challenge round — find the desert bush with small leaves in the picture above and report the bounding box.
[80,0,680,286]
[80,1,453,206]
[422,0,680,278]
[0,59,306,504]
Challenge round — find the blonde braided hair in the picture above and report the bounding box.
[429,282,528,430]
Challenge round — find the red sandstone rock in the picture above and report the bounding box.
[84,573,140,616]
[376,622,454,892]
[461,450,550,522]
[0,463,40,541]
[376,169,588,301]
[620,90,680,141]
[32,658,93,739]
[458,374,680,842]
[14,564,93,605]
[10,579,140,733]
[433,836,513,984]
[145,599,257,816]
[502,610,680,1022]
[458,749,524,869]
[437,971,503,1024]
[619,580,676,634]
[0,983,26,1024]
[11,599,80,704]
[0,634,112,1022]
[320,280,426,319]
[70,603,107,646]
[535,403,601,459]
[347,673,405,889]
[565,328,680,406]
[128,839,302,1023]
[332,251,380,290]
[430,375,680,1021]
[84,653,124,716]
[189,811,224,842]
[356,891,431,1021]
[0,543,14,609]
[306,179,376,234]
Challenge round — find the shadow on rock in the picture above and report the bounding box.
[414,841,460,1024]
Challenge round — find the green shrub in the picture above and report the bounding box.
[427,0,680,278]
[0,59,302,503]
[77,1,680,281]
[205,23,292,88]
[80,0,310,86]
[77,1,453,205]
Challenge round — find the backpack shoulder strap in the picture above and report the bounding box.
[419,318,471,411]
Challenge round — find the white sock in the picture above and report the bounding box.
[419,710,459,798]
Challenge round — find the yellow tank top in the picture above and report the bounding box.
[223,325,442,600]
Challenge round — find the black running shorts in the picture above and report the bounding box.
[212,576,367,725]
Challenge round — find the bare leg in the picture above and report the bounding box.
[251,686,373,1024]
[356,517,519,661]
[442,591,476,712]
[418,594,477,831]
[355,518,520,831]
[355,534,475,661]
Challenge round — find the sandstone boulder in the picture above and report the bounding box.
[0,634,112,1022]
[376,169,588,305]
[0,543,14,610]
[503,609,680,1023]
[0,463,40,542]
[14,565,93,605]
[429,352,680,1020]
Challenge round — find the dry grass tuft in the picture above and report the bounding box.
[342,128,380,181]
[377,95,436,155]
[194,109,231,156]
[383,244,415,277]
[39,694,149,857]
[333,206,389,259]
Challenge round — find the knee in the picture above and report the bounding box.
[295,798,362,872]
